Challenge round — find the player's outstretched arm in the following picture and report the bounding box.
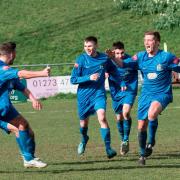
[105,49,123,67]
[18,67,51,79]
[170,58,180,73]
[23,88,42,110]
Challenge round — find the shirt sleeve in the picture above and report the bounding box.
[1,66,19,81]
[13,78,26,91]
[120,80,126,88]
[167,54,180,73]
[123,55,139,70]
[70,57,91,85]
[106,59,115,73]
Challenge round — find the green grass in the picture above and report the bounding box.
[1,0,180,75]
[0,89,180,179]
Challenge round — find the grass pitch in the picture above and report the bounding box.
[0,89,180,180]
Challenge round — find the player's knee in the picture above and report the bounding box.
[18,119,29,130]
[98,117,109,128]
[80,119,88,127]
[148,111,158,120]
[138,121,148,131]
[99,117,107,124]
[123,111,130,119]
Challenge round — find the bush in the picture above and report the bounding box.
[113,0,180,30]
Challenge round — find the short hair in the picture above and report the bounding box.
[144,31,161,42]
[112,41,124,50]
[84,36,98,44]
[0,42,16,55]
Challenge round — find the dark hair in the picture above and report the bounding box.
[84,36,98,44]
[144,31,161,42]
[112,41,124,50]
[0,42,16,55]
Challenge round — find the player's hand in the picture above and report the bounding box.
[90,73,100,81]
[121,86,127,91]
[32,100,42,110]
[43,66,51,77]
[105,49,115,59]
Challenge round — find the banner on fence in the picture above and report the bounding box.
[10,79,27,103]
[26,76,78,99]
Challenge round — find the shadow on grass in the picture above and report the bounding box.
[0,152,179,174]
[0,164,180,174]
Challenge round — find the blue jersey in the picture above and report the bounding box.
[70,52,109,119]
[124,50,180,95]
[0,60,25,116]
[107,54,138,101]
[71,52,108,101]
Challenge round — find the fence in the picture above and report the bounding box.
[11,63,180,102]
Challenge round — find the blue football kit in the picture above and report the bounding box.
[0,60,25,132]
[107,54,138,114]
[106,54,138,143]
[124,50,180,120]
[71,52,108,120]
[123,50,180,157]
[71,52,117,157]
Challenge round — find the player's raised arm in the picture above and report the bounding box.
[105,49,124,67]
[168,56,180,73]
[70,57,99,84]
[18,66,51,79]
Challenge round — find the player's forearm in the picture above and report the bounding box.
[18,70,45,79]
[23,88,36,101]
[172,66,180,73]
[70,75,90,84]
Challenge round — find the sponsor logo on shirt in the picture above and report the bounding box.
[147,73,157,79]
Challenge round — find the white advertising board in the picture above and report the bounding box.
[27,75,144,99]
[27,76,78,99]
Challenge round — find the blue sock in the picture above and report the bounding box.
[123,118,132,142]
[31,140,36,157]
[148,119,158,146]
[19,130,34,161]
[138,131,147,157]
[116,121,124,141]
[80,127,89,144]
[16,136,35,157]
[100,128,111,150]
[27,137,36,158]
[16,137,24,156]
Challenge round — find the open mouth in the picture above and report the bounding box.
[146,46,151,51]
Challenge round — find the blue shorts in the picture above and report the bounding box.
[138,93,172,120]
[112,93,136,114]
[78,95,106,120]
[0,105,19,133]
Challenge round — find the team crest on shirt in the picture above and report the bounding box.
[100,65,104,69]
[156,64,163,71]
